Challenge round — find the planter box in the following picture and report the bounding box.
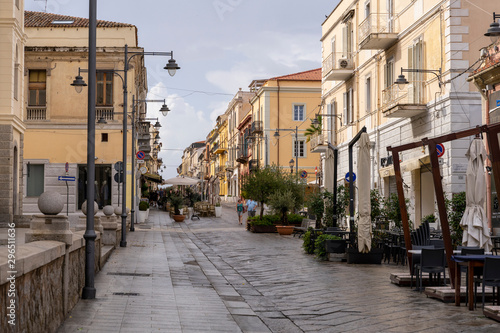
[346,248,384,264]
[276,225,295,235]
[215,206,222,217]
[325,239,347,254]
[250,225,277,233]
[138,210,147,223]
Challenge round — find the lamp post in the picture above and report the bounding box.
[273,126,299,179]
[129,97,169,232]
[394,67,443,89]
[289,159,294,173]
[485,12,500,43]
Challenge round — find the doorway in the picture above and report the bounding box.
[78,164,112,209]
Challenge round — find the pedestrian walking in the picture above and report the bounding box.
[246,198,257,217]
[236,196,245,225]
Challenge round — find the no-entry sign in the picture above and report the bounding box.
[136,151,145,160]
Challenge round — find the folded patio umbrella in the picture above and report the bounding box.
[357,132,372,253]
[460,138,492,251]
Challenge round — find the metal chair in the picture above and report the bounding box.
[461,247,485,308]
[410,245,435,289]
[482,256,500,309]
[418,248,446,292]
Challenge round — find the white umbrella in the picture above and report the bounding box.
[324,149,335,192]
[460,139,492,251]
[357,132,372,253]
[164,176,201,186]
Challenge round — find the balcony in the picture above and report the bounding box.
[26,106,47,121]
[251,120,263,134]
[249,159,259,171]
[358,13,399,50]
[236,149,249,164]
[96,106,114,121]
[382,82,426,118]
[322,52,354,81]
[310,133,328,153]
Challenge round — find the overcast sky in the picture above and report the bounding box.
[25,0,340,180]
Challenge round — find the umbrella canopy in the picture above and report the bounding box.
[324,149,335,192]
[164,176,201,186]
[357,132,372,253]
[460,139,492,251]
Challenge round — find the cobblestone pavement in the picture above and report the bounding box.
[58,203,499,332]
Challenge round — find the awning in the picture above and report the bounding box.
[378,155,430,178]
[143,173,162,183]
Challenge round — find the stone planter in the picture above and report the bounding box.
[325,239,347,254]
[138,210,147,223]
[215,206,222,217]
[346,248,384,264]
[276,225,294,235]
[250,225,277,233]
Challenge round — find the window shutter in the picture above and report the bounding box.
[342,26,348,58]
[327,103,332,142]
[343,92,347,125]
[349,88,353,124]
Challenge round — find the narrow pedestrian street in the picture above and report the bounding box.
[58,203,498,332]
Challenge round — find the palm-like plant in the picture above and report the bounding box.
[304,115,322,142]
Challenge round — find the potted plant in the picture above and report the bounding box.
[138,200,149,223]
[306,191,324,229]
[269,189,296,235]
[215,202,222,217]
[169,193,185,222]
[247,215,278,233]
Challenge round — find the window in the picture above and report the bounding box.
[365,1,370,18]
[96,71,113,106]
[293,104,305,121]
[384,57,395,89]
[408,38,424,103]
[16,0,19,9]
[28,70,46,106]
[101,133,108,142]
[366,76,372,114]
[342,20,353,59]
[388,0,394,32]
[14,46,19,100]
[343,88,353,124]
[27,164,44,196]
[294,139,306,158]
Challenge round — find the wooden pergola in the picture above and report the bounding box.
[387,123,500,288]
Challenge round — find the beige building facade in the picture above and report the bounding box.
[0,0,26,223]
[319,0,496,227]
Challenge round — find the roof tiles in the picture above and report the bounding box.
[268,68,322,81]
[25,11,135,28]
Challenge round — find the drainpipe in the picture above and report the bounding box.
[486,89,492,230]
[328,143,339,227]
[277,79,280,166]
[348,126,367,235]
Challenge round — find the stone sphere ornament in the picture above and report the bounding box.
[81,200,99,216]
[103,205,114,216]
[114,206,121,216]
[38,191,64,215]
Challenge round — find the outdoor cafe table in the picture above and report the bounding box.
[452,254,498,311]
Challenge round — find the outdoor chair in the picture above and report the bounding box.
[460,247,485,308]
[200,204,209,217]
[410,245,435,289]
[293,219,310,238]
[482,256,500,309]
[209,205,215,217]
[417,248,446,292]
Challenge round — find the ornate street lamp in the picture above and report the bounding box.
[485,12,500,43]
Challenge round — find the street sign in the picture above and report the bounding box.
[436,143,445,158]
[58,176,75,181]
[137,160,145,164]
[315,167,318,175]
[114,161,123,171]
[65,162,69,173]
[114,173,124,183]
[300,170,308,179]
[136,151,145,160]
[345,172,356,183]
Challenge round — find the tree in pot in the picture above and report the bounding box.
[306,191,324,229]
[268,189,296,235]
[169,193,185,222]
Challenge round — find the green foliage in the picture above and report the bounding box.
[447,191,466,247]
[382,193,410,230]
[184,188,201,207]
[287,213,304,225]
[370,189,383,221]
[302,228,315,254]
[247,214,280,226]
[241,165,304,218]
[306,191,324,228]
[268,189,296,226]
[314,234,341,260]
[422,214,436,224]
[139,201,149,211]
[168,192,184,215]
[304,115,322,143]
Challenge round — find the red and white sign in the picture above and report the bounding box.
[436,144,445,158]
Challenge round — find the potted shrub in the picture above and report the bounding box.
[306,191,324,229]
[268,189,296,235]
[215,202,222,217]
[169,193,185,222]
[247,215,277,233]
[138,200,149,223]
[315,234,342,260]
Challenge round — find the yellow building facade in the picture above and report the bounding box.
[22,11,147,218]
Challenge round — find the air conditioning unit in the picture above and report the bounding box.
[338,57,353,69]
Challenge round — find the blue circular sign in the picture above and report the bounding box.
[300,170,308,178]
[345,172,356,183]
[136,151,145,160]
[436,143,445,158]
